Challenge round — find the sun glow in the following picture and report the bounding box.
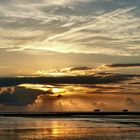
[52,88,64,93]
[34,70,73,77]
[19,84,54,92]
[19,84,65,95]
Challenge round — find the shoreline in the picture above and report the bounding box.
[0,112,140,118]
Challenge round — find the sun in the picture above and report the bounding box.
[52,88,64,93]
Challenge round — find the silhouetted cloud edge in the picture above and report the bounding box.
[0,73,139,87]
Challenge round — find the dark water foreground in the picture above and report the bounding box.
[0,115,140,140]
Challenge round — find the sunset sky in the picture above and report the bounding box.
[0,0,140,76]
[0,0,140,112]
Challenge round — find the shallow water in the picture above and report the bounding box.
[0,116,140,140]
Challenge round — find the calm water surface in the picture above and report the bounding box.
[0,116,140,140]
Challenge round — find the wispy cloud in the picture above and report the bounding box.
[40,7,140,56]
[0,0,140,56]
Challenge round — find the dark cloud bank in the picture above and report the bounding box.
[70,66,92,71]
[0,87,41,106]
[0,74,139,87]
[0,86,53,106]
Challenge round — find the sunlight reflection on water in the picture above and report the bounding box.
[0,117,140,140]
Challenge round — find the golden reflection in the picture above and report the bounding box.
[33,121,61,136]
[51,121,60,136]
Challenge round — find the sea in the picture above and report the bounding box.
[0,116,140,140]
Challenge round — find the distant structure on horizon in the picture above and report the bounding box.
[94,109,100,112]
[123,109,128,112]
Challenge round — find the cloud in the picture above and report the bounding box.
[37,7,140,56]
[0,87,40,106]
[0,73,139,87]
[0,0,94,6]
[0,87,15,94]
[34,63,140,77]
[0,0,140,56]
[0,86,52,106]
[70,66,93,71]
[107,63,140,68]
[34,66,98,76]
[0,75,139,111]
